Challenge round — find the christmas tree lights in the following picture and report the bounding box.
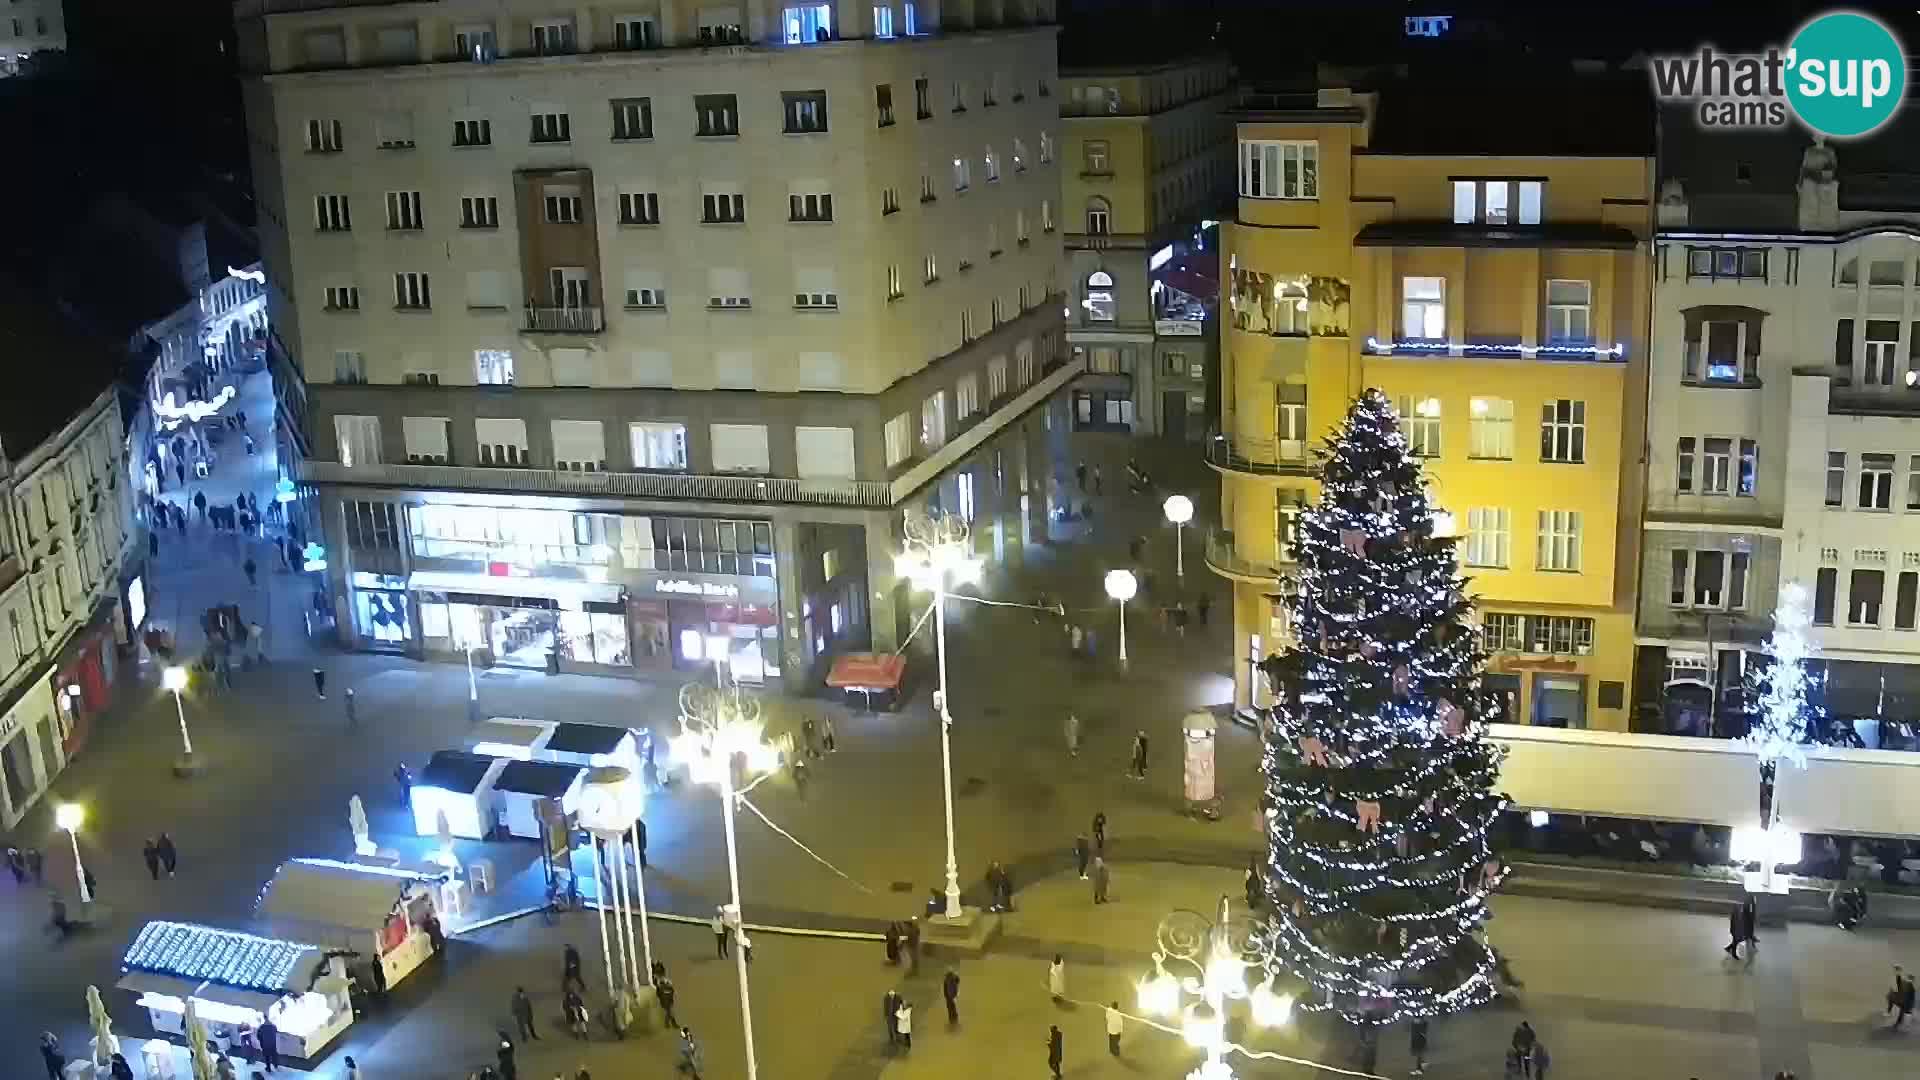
[1742,582,1824,825]
[123,921,318,992]
[1258,389,1509,1026]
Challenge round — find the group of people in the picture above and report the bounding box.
[140,834,180,880]
[1503,1021,1550,1079]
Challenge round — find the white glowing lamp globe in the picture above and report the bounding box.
[1104,569,1138,602]
[1137,961,1180,1017]
[162,666,189,692]
[1203,948,1247,1000]
[1181,999,1225,1050]
[56,802,85,832]
[1163,494,1194,525]
[1248,975,1294,1027]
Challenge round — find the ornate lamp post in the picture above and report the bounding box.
[1136,896,1291,1080]
[1163,494,1194,579]
[580,766,649,1032]
[671,682,777,1080]
[57,802,90,904]
[162,665,200,776]
[1105,569,1138,669]
[894,512,984,920]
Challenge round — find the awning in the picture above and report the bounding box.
[545,722,630,757]
[493,760,585,799]
[117,971,200,999]
[193,983,287,1011]
[826,652,906,690]
[407,571,623,606]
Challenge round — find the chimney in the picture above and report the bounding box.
[1797,137,1840,232]
[1656,178,1690,228]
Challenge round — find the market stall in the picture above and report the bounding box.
[826,652,908,711]
[542,722,644,769]
[117,921,353,1059]
[467,717,556,760]
[254,858,446,992]
[490,760,586,840]
[409,750,506,840]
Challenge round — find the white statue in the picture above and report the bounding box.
[348,795,373,856]
[86,984,119,1065]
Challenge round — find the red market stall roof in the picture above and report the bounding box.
[826,652,906,691]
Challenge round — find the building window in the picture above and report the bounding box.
[1536,510,1581,572]
[876,83,895,126]
[923,254,938,283]
[1865,320,1900,385]
[794,268,838,309]
[1481,612,1526,652]
[1085,271,1115,322]
[1530,615,1594,655]
[460,195,499,229]
[531,18,575,54]
[1013,137,1028,172]
[886,265,904,300]
[334,415,383,468]
[1539,400,1585,464]
[702,189,745,223]
[324,285,359,311]
[1041,200,1054,233]
[1238,140,1318,199]
[957,373,981,419]
[1813,566,1838,625]
[1850,568,1886,626]
[1276,389,1307,457]
[1039,132,1054,163]
[790,191,833,222]
[1738,438,1758,496]
[1688,320,1748,382]
[1898,571,1919,630]
[782,90,829,133]
[707,268,751,308]
[914,76,931,119]
[1463,508,1511,568]
[1084,197,1110,235]
[1450,179,1544,225]
[530,108,571,144]
[454,25,497,60]
[614,15,659,49]
[374,111,415,149]
[985,147,1000,182]
[782,3,833,43]
[611,98,654,140]
[1402,276,1445,339]
[882,187,900,215]
[709,424,771,474]
[1394,395,1441,458]
[696,94,740,136]
[988,356,1008,399]
[623,270,666,308]
[453,118,491,146]
[1685,246,1768,281]
[629,422,687,470]
[1700,437,1732,494]
[384,190,423,230]
[953,155,972,191]
[1861,452,1895,509]
[619,192,660,226]
[1871,258,1908,287]
[333,351,366,383]
[884,412,913,466]
[1468,396,1513,460]
[1693,550,1728,607]
[1826,451,1846,506]
[1908,455,1920,510]
[1084,140,1111,174]
[874,4,896,37]
[544,186,583,223]
[393,272,431,310]
[920,391,947,450]
[1545,280,1591,342]
[475,349,514,386]
[314,194,351,232]
[306,118,343,152]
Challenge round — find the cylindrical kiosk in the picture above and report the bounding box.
[1183,711,1219,813]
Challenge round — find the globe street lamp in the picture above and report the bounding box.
[1105,569,1138,669]
[894,513,983,921]
[1136,896,1290,1080]
[57,802,90,904]
[672,682,777,1080]
[1163,494,1194,579]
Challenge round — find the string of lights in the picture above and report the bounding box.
[123,921,319,992]
[737,793,877,895]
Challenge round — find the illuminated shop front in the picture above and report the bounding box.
[413,572,630,672]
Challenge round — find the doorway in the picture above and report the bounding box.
[1161,391,1187,440]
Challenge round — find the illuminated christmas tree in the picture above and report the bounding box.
[1259,389,1508,1026]
[1742,582,1823,825]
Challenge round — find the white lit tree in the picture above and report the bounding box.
[1742,581,1823,827]
[1259,389,1509,1026]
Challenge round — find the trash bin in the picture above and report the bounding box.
[469,859,494,895]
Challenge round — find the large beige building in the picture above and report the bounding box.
[237,0,1074,688]
[0,0,64,74]
[1058,53,1233,439]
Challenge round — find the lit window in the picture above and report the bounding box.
[1463,508,1510,568]
[1545,280,1591,342]
[1402,276,1445,339]
[1085,270,1115,321]
[1467,396,1513,460]
[1238,140,1317,199]
[783,4,833,44]
[1536,510,1582,572]
[1394,394,1441,458]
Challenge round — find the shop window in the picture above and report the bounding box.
[344,500,401,551]
[630,422,688,470]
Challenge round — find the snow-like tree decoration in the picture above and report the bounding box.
[1742,582,1823,824]
[1258,389,1509,1026]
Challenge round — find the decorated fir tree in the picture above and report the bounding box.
[1259,388,1509,1026]
[1742,582,1824,825]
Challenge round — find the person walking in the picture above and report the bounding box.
[1073,834,1090,879]
[194,490,208,521]
[676,1028,703,1079]
[712,909,729,957]
[344,688,358,729]
[1105,1001,1124,1055]
[1244,856,1263,910]
[142,838,162,881]
[894,1000,913,1051]
[1410,1019,1429,1076]
[512,987,539,1041]
[341,1057,360,1080]
[312,667,327,700]
[1726,901,1745,959]
[1075,461,1088,492]
[563,943,586,994]
[495,1031,517,1080]
[257,1017,280,1073]
[1048,954,1066,1002]
[905,918,921,974]
[737,930,753,967]
[1092,855,1111,904]
[885,921,901,965]
[1742,896,1759,957]
[793,754,809,797]
[1047,1025,1064,1080]
[1066,712,1081,757]
[38,1032,62,1080]
[1888,965,1916,1028]
[1198,592,1212,627]
[248,621,267,665]
[802,716,820,758]
[394,763,413,806]
[563,989,588,1039]
[1530,1039,1551,1080]
[244,557,257,586]
[1092,811,1107,852]
[1091,464,1104,495]
[943,969,961,1025]
[1130,731,1149,779]
[156,833,178,877]
[652,972,679,1027]
[823,713,837,752]
[109,1053,136,1080]
[149,530,160,559]
[1510,1021,1535,1078]
[883,989,901,1045]
[25,846,42,883]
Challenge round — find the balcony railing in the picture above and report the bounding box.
[1205,435,1315,477]
[524,306,605,334]
[1204,528,1294,583]
[301,460,893,508]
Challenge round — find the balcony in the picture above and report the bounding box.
[1205,435,1315,478]
[1204,529,1294,584]
[300,460,893,509]
[524,306,604,334]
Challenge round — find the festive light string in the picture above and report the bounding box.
[736,794,877,896]
[1052,991,1393,1080]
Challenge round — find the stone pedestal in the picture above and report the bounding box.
[172,752,203,778]
[919,907,1001,953]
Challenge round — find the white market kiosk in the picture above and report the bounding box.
[491,759,587,839]
[255,858,446,991]
[467,717,556,760]
[410,750,507,839]
[117,920,353,1059]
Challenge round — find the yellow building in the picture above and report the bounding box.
[1209,85,1653,731]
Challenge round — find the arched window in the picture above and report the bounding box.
[1085,271,1115,322]
[1085,197,1111,236]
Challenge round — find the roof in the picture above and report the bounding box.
[0,277,127,458]
[494,760,585,798]
[544,722,631,757]
[1365,75,1654,157]
[257,859,424,933]
[1354,221,1641,250]
[419,750,499,793]
[122,920,325,993]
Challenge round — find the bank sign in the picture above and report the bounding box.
[1649,11,1907,137]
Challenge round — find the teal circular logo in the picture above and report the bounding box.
[1786,12,1907,138]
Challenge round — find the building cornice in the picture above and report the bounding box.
[1659,223,1920,245]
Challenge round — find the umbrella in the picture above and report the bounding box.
[86,985,118,1065]
[184,999,215,1080]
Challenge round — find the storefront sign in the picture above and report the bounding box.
[1493,654,1581,673]
[654,579,740,599]
[1155,319,1204,337]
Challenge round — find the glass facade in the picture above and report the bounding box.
[408,505,776,578]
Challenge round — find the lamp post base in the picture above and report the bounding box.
[172,751,203,778]
[921,905,1002,953]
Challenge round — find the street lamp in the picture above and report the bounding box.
[1105,569,1138,669]
[894,513,984,921]
[1163,494,1194,579]
[671,682,776,1080]
[162,665,198,775]
[57,803,90,905]
[1136,896,1289,1080]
